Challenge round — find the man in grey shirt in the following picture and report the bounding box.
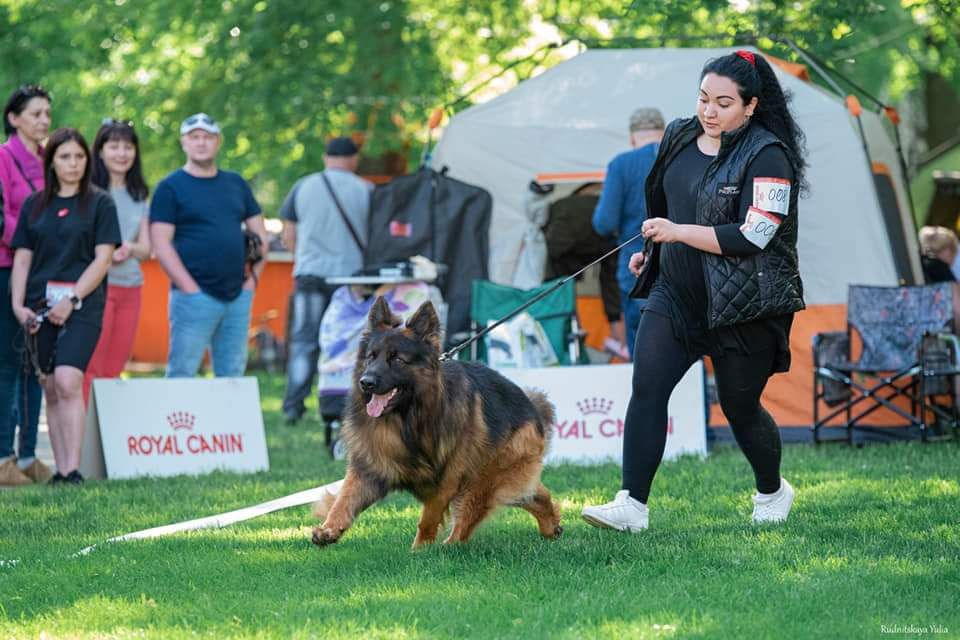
[280,136,373,424]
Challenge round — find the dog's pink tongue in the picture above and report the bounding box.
[366,392,391,418]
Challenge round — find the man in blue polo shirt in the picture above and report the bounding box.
[150,113,269,377]
[592,107,664,358]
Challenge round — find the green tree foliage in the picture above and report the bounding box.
[1,0,955,211]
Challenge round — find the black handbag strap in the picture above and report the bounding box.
[2,146,38,192]
[321,172,365,253]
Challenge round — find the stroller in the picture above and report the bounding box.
[317,282,444,458]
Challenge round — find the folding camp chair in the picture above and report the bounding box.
[467,278,588,365]
[812,283,960,444]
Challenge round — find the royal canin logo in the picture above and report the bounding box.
[556,396,674,440]
[576,397,614,416]
[557,397,620,440]
[127,409,246,457]
[166,411,196,431]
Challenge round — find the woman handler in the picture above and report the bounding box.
[582,50,806,531]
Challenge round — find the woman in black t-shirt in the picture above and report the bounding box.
[10,128,120,485]
[582,51,807,532]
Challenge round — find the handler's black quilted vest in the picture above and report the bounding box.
[645,117,805,328]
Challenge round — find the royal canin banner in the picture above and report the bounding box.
[80,377,269,480]
[499,363,707,464]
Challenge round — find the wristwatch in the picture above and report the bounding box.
[68,292,82,310]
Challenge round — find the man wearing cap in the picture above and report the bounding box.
[149,113,269,378]
[592,107,665,358]
[279,136,373,424]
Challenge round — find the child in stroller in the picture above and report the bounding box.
[317,282,445,458]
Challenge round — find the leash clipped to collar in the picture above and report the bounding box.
[439,231,650,362]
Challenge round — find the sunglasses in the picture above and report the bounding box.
[101,117,134,128]
[183,114,217,127]
[18,83,48,95]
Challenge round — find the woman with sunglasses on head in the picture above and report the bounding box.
[10,128,121,484]
[82,119,151,405]
[582,50,806,531]
[0,84,52,486]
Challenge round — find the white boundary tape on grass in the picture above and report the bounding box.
[75,479,343,556]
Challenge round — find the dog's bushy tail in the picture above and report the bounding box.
[525,389,556,448]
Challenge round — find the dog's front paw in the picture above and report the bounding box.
[311,526,341,547]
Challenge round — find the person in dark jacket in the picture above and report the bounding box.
[582,50,806,532]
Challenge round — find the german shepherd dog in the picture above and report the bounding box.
[311,297,563,548]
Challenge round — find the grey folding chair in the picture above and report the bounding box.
[813,283,959,443]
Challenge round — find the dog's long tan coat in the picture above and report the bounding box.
[311,298,562,548]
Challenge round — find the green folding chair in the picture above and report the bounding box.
[467,278,587,365]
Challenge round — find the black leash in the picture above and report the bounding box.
[439,231,651,362]
[18,309,53,380]
[12,310,52,453]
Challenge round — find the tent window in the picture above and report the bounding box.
[873,162,915,285]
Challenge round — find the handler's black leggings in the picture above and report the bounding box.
[622,311,782,503]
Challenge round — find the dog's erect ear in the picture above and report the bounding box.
[368,296,401,331]
[405,301,441,350]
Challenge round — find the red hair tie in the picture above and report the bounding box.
[735,50,756,67]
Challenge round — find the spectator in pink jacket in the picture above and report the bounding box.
[0,85,51,487]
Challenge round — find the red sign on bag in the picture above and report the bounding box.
[389,221,412,237]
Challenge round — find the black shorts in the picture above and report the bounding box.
[32,316,102,374]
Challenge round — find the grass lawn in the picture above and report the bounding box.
[1,373,958,639]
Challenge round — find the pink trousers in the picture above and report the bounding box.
[83,284,142,406]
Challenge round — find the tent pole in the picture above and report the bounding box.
[778,37,875,166]
[778,38,918,226]
[776,37,848,106]
[889,123,919,227]
[780,36,920,284]
[445,43,559,112]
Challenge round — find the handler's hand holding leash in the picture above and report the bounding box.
[45,297,74,327]
[641,216,682,244]
[12,305,40,335]
[625,216,683,278]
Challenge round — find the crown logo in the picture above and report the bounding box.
[576,397,613,416]
[166,411,196,431]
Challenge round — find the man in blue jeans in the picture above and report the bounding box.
[150,113,268,377]
[0,270,44,485]
[592,107,665,357]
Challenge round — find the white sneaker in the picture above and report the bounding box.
[581,490,648,532]
[752,478,795,524]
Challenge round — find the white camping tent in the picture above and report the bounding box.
[431,46,922,301]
